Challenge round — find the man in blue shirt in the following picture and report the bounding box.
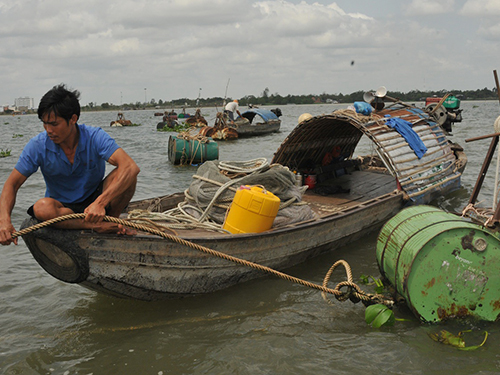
[0,84,140,245]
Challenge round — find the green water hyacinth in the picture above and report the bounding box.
[365,304,395,328]
[429,330,488,350]
[0,149,11,157]
[359,274,385,294]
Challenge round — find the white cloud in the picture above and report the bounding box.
[405,0,456,15]
[0,0,497,105]
[478,23,500,40]
[461,0,500,16]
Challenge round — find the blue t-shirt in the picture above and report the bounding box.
[15,124,120,204]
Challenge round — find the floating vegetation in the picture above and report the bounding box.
[157,122,192,132]
[12,134,23,138]
[429,330,488,350]
[0,149,12,157]
[365,304,395,328]
[359,274,385,294]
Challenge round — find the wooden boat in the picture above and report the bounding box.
[235,108,282,137]
[183,109,208,127]
[110,112,132,127]
[20,101,466,300]
[157,109,207,130]
[156,110,179,130]
[197,108,282,140]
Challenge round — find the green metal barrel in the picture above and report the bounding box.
[376,205,500,322]
[168,135,219,165]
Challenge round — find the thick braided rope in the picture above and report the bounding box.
[13,214,393,306]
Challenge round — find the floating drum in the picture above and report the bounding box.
[376,205,500,323]
[223,185,280,234]
[168,135,219,165]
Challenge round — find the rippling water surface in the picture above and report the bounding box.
[1,101,500,374]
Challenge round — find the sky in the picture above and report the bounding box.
[1,0,499,107]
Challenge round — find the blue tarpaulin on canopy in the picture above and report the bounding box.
[242,109,279,122]
[386,117,427,159]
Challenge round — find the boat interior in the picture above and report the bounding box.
[125,156,399,238]
[125,106,462,237]
[300,158,397,218]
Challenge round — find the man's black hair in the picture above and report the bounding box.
[37,84,81,123]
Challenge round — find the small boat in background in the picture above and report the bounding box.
[183,109,208,127]
[156,110,179,129]
[110,113,132,127]
[198,107,282,140]
[157,109,208,130]
[235,107,282,137]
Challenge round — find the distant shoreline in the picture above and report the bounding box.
[1,98,498,116]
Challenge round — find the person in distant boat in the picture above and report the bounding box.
[224,99,242,123]
[0,84,140,246]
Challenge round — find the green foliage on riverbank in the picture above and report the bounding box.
[3,87,496,115]
[78,87,499,112]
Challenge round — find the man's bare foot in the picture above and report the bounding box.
[93,222,137,235]
[117,224,137,235]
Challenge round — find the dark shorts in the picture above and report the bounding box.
[27,181,108,218]
[224,110,234,121]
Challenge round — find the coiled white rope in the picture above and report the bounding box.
[218,158,269,174]
[127,159,272,232]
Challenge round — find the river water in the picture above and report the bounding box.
[1,101,499,374]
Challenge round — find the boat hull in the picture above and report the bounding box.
[21,191,403,300]
[234,120,281,137]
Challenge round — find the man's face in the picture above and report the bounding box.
[41,112,77,145]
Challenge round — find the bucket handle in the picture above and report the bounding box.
[239,184,269,194]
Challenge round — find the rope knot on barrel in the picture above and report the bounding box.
[332,281,362,303]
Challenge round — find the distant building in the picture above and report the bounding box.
[14,97,35,111]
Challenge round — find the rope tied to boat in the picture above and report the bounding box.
[12,213,394,308]
[461,202,497,227]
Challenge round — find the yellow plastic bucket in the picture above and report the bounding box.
[223,185,281,234]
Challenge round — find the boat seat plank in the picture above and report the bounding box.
[299,170,396,218]
[128,170,397,238]
[309,170,396,200]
